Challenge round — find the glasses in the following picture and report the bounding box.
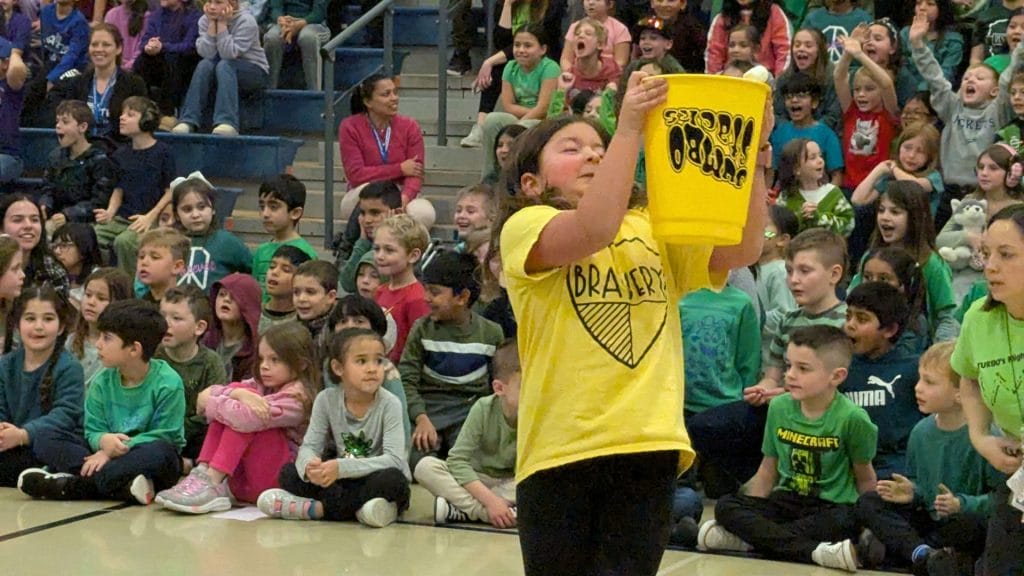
[783,92,813,100]
[52,242,76,251]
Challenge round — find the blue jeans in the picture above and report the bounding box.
[0,153,24,183]
[179,57,268,130]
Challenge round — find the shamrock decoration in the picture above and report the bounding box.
[341,431,373,458]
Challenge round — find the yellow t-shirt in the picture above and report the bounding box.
[502,205,716,482]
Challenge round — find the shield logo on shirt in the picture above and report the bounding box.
[565,237,667,369]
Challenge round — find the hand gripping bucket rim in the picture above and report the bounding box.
[643,74,769,245]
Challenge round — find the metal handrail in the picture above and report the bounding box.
[321,0,396,248]
[437,0,496,146]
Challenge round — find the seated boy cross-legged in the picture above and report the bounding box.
[18,300,185,505]
[415,338,520,528]
[699,325,878,573]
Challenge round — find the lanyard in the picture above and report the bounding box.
[91,73,117,132]
[370,121,391,163]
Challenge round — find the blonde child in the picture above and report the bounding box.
[726,24,761,67]
[997,67,1024,154]
[856,341,996,573]
[560,0,630,72]
[773,27,841,131]
[552,18,621,115]
[776,137,855,236]
[156,322,319,513]
[258,328,410,527]
[0,286,83,486]
[835,28,901,190]
[496,71,769,574]
[951,203,1024,575]
[66,268,134,386]
[853,123,944,216]
[372,214,430,364]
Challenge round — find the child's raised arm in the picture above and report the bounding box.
[833,37,854,113]
[909,12,957,122]
[843,34,899,118]
[522,72,668,274]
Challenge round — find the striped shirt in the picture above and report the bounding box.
[765,302,848,368]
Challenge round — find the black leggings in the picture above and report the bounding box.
[517,450,678,576]
[277,464,410,522]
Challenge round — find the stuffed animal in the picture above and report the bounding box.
[938,198,988,271]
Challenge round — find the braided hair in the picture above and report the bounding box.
[8,285,73,412]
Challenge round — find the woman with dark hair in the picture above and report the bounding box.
[339,73,425,206]
[46,23,148,145]
[0,194,69,297]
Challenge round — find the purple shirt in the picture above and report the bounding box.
[1,79,25,155]
[1,12,32,53]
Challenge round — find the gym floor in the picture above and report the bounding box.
[0,486,902,575]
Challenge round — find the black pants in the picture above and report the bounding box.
[408,420,464,472]
[856,490,987,565]
[984,483,1024,576]
[0,446,42,487]
[517,451,678,576]
[32,427,181,501]
[277,463,410,521]
[477,62,506,115]
[133,52,201,117]
[715,491,859,563]
[687,401,767,498]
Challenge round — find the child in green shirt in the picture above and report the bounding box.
[415,339,519,528]
[18,300,185,505]
[857,341,998,573]
[698,325,878,572]
[251,175,319,302]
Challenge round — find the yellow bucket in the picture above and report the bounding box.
[643,74,769,245]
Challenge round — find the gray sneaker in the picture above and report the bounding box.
[459,124,483,148]
[356,498,398,528]
[257,488,316,520]
[696,520,753,552]
[159,470,233,514]
[812,540,858,572]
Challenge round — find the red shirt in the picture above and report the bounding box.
[842,106,899,189]
[338,113,425,202]
[375,281,430,363]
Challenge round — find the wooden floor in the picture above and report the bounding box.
[0,486,901,575]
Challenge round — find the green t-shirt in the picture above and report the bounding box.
[973,3,1013,59]
[502,57,560,109]
[763,392,878,504]
[85,359,186,451]
[154,345,227,445]
[951,299,1024,439]
[251,237,319,302]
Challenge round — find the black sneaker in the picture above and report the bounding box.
[926,548,965,576]
[447,51,471,77]
[856,529,886,569]
[17,468,77,500]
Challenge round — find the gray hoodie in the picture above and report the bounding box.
[196,11,269,73]
[913,41,1019,186]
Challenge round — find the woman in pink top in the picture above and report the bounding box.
[155,323,322,514]
[104,0,148,70]
[705,0,791,76]
[559,0,630,71]
[339,73,425,206]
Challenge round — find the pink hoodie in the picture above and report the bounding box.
[204,378,309,451]
[705,3,791,76]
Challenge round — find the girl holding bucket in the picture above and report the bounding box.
[496,71,771,575]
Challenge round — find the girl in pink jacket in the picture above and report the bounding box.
[155,323,322,513]
[705,0,791,76]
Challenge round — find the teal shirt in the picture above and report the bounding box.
[501,57,560,109]
[803,7,874,64]
[680,287,761,414]
[267,0,327,24]
[900,27,965,91]
[905,415,1001,517]
[252,237,319,302]
[182,229,253,294]
[763,392,878,504]
[85,359,186,452]
[0,349,84,441]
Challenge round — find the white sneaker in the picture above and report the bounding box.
[459,123,483,148]
[129,475,155,505]
[171,123,192,134]
[212,124,238,136]
[356,498,398,528]
[433,497,470,525]
[812,540,858,572]
[696,520,752,552]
